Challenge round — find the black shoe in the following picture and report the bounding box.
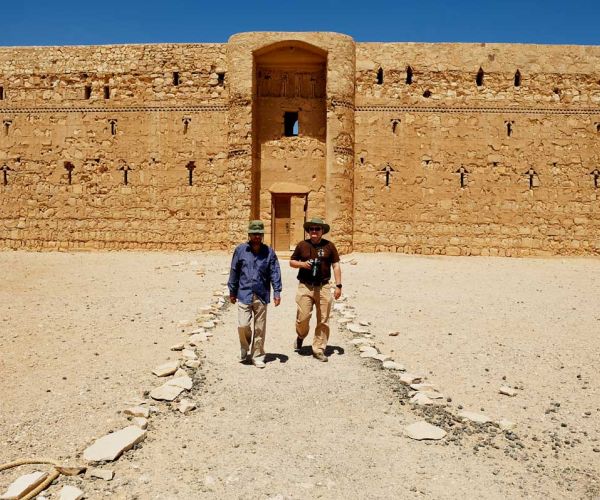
[293,336,303,352]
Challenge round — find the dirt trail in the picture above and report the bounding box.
[1,252,598,499]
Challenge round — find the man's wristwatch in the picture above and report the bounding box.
[336,284,343,289]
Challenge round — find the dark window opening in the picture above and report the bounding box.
[0,86,4,100]
[380,164,395,187]
[173,72,180,86]
[596,123,600,133]
[119,165,131,185]
[376,67,383,85]
[591,169,600,189]
[64,162,75,185]
[84,85,92,99]
[406,66,413,85]
[553,87,561,95]
[505,121,513,137]
[104,86,110,99]
[360,157,365,165]
[476,67,484,87]
[108,119,117,136]
[423,90,432,98]
[391,119,400,134]
[186,161,196,186]
[514,70,521,87]
[3,120,11,136]
[1,165,10,186]
[217,71,225,86]
[284,112,299,137]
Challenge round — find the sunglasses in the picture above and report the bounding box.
[308,227,322,232]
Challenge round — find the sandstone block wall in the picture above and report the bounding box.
[0,36,598,255]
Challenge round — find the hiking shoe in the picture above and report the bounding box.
[240,348,248,362]
[253,357,266,369]
[293,336,303,352]
[313,352,328,362]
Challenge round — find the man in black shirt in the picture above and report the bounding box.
[289,217,342,362]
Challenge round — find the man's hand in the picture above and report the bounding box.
[274,297,281,307]
[229,295,237,304]
[333,287,342,300]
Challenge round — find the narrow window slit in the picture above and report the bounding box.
[406,66,413,85]
[217,71,225,86]
[64,162,75,185]
[456,167,468,188]
[0,86,4,100]
[376,67,383,85]
[525,168,539,189]
[173,72,180,86]
[119,165,131,185]
[182,117,191,135]
[84,85,92,99]
[3,120,11,136]
[104,86,110,99]
[284,111,299,137]
[1,165,10,186]
[391,119,400,134]
[505,120,514,137]
[476,67,484,87]
[186,161,196,186]
[379,164,395,187]
[514,70,521,87]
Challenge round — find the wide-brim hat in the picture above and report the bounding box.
[247,220,265,234]
[303,217,330,235]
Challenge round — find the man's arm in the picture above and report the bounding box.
[332,261,342,299]
[270,251,282,306]
[227,247,240,304]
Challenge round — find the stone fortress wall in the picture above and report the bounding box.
[0,34,598,255]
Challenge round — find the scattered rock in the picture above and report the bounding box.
[497,419,516,431]
[1,471,48,500]
[178,399,197,414]
[201,321,216,329]
[337,317,353,324]
[347,323,370,334]
[58,485,84,500]
[83,426,147,462]
[499,386,517,397]
[152,361,179,377]
[132,417,148,429]
[358,345,377,353]
[177,320,193,328]
[458,411,491,424]
[124,406,150,418]
[85,468,114,481]
[410,383,436,392]
[182,349,198,360]
[167,375,193,390]
[405,421,446,441]
[399,373,425,385]
[350,338,370,345]
[185,360,201,369]
[372,353,391,362]
[188,334,207,346]
[358,320,371,326]
[388,331,400,336]
[410,393,435,405]
[382,360,404,371]
[170,343,184,351]
[150,384,185,401]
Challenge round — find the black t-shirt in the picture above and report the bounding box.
[291,239,340,285]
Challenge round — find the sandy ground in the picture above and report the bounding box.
[0,251,599,499]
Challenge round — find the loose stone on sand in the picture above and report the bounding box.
[83,425,147,462]
[405,421,447,441]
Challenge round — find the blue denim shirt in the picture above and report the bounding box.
[228,242,282,305]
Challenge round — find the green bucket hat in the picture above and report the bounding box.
[303,217,330,235]
[247,220,265,234]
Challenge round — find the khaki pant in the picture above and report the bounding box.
[295,282,332,355]
[238,294,267,360]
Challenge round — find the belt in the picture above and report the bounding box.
[300,280,329,287]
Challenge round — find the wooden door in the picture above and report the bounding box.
[272,196,291,251]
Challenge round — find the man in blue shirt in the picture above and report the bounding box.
[228,220,282,368]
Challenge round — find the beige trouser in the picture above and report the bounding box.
[238,294,267,360]
[295,282,332,355]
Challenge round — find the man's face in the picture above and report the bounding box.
[249,233,263,245]
[307,225,323,244]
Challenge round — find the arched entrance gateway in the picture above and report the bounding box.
[226,33,356,254]
[254,42,327,251]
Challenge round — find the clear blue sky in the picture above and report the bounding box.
[1,0,598,46]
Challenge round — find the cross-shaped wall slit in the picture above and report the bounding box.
[390,118,400,134]
[186,161,196,186]
[379,164,395,187]
[64,162,75,185]
[108,119,117,136]
[3,120,12,136]
[182,117,191,135]
[525,168,539,189]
